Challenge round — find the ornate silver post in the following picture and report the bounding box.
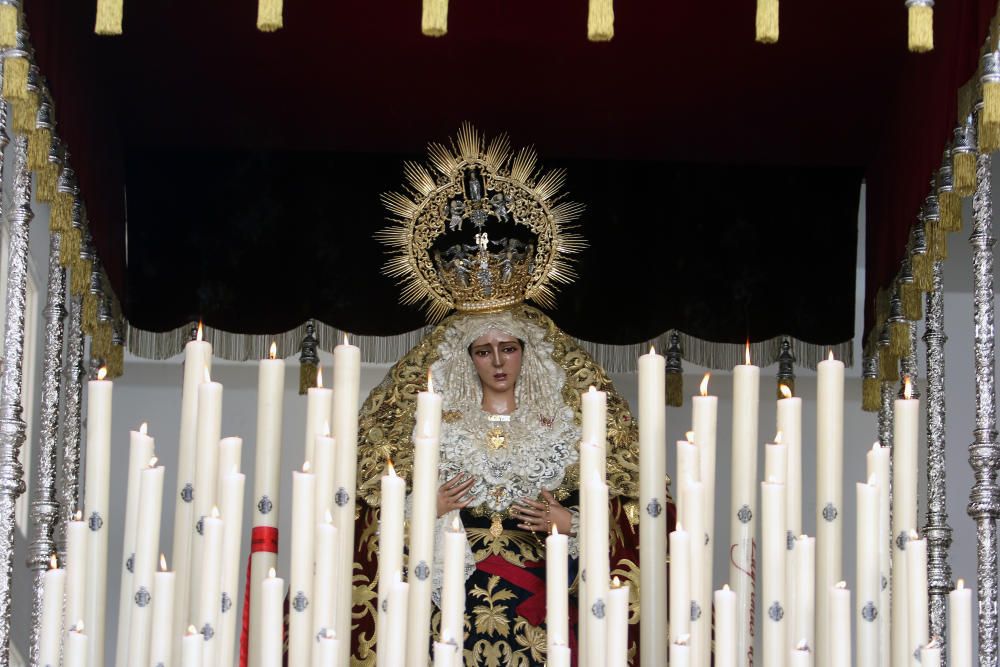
[26,232,66,666]
[0,134,34,664]
[968,149,1000,667]
[879,376,895,451]
[899,321,921,398]
[923,260,952,655]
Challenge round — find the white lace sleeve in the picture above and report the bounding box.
[431,509,477,608]
[567,508,581,559]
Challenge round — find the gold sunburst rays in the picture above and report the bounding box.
[455,122,482,161]
[402,161,436,197]
[379,191,419,219]
[534,168,567,202]
[509,146,538,185]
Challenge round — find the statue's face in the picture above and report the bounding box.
[469,329,523,396]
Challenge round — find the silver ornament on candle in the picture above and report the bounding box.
[968,148,1000,666]
[899,322,920,399]
[27,231,67,665]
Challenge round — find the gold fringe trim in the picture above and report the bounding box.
[11,93,36,135]
[71,258,92,298]
[900,283,923,321]
[879,350,899,382]
[938,190,962,231]
[755,0,778,44]
[986,80,1000,128]
[106,343,124,379]
[94,0,123,35]
[51,193,73,233]
[889,320,910,358]
[82,291,98,335]
[27,128,50,172]
[59,228,80,268]
[256,0,283,32]
[980,109,1000,155]
[0,4,17,50]
[862,376,880,412]
[587,0,614,42]
[908,3,933,53]
[912,253,933,292]
[665,371,683,408]
[92,320,113,360]
[926,222,947,261]
[36,164,59,202]
[298,362,318,396]
[421,0,447,37]
[954,151,976,196]
[2,56,28,102]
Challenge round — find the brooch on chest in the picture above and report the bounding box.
[486,414,511,451]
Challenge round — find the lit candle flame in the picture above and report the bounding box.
[745,341,751,365]
[774,431,783,444]
[904,376,913,400]
[649,344,655,355]
[203,367,211,383]
[611,575,621,589]
[552,524,559,536]
[835,581,847,589]
[317,366,324,388]
[427,369,434,393]
[722,583,729,591]
[675,634,690,647]
[75,621,86,634]
[324,509,333,523]
[588,385,596,394]
[322,421,331,437]
[685,430,696,442]
[343,332,350,346]
[303,461,312,473]
[74,510,82,521]
[700,373,710,396]
[268,567,276,578]
[197,322,204,341]
[779,384,792,399]
[231,464,238,474]
[957,578,965,589]
[324,628,335,639]
[211,506,221,519]
[148,456,158,468]
[269,342,277,360]
[160,554,168,571]
[49,553,58,569]
[387,458,397,476]
[795,640,810,652]
[97,366,108,381]
[872,442,881,452]
[186,624,197,635]
[139,422,148,435]
[676,521,684,532]
[451,516,461,531]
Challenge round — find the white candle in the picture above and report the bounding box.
[730,352,759,667]
[440,517,466,649]
[304,365,332,465]
[65,621,88,667]
[128,461,165,667]
[38,555,65,667]
[638,347,667,667]
[856,479,880,667]
[790,642,813,667]
[314,429,335,533]
[765,439,788,484]
[83,369,112,667]
[249,349,285,667]
[115,423,155,667]
[548,644,571,667]
[407,375,442,667]
[669,525,691,645]
[676,437,700,520]
[317,629,339,667]
[714,586,737,667]
[776,385,802,534]
[290,463,317,666]
[608,577,630,667]
[949,579,972,667]
[332,337,361,666]
[377,461,406,667]
[866,443,891,667]
[815,352,844,667]
[64,513,88,640]
[762,479,787,667]
[585,470,610,664]
[685,480,709,667]
[218,466,246,667]
[415,375,443,440]
[546,526,569,651]
[386,572,410,667]
[182,624,202,667]
[313,512,338,664]
[581,385,608,449]
[261,569,285,667]
[893,380,919,667]
[907,534,928,665]
[216,436,242,502]
[196,509,224,665]
[150,557,176,667]
[671,636,691,667]
[691,373,718,662]
[189,373,222,628]
[171,325,211,659]
[919,638,942,667]
[829,582,851,667]
[794,536,816,658]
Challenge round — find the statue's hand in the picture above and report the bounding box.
[513,490,573,535]
[437,473,476,518]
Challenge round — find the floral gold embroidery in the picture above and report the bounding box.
[470,575,518,637]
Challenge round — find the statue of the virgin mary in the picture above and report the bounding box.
[346,125,670,666]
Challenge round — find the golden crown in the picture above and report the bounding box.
[377,124,586,321]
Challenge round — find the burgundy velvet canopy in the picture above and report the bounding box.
[20,0,996,348]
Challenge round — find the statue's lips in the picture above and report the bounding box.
[493,373,508,381]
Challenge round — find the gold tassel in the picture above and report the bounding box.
[862,376,880,412]
[11,94,35,135]
[421,0,448,37]
[82,291,98,335]
[51,192,73,232]
[879,351,899,382]
[59,228,81,268]
[27,128,50,172]
[755,0,778,44]
[36,164,59,203]
[889,320,909,358]
[985,79,1000,135]
[94,0,123,35]
[256,0,283,33]
[106,343,124,379]
[954,151,976,196]
[298,362,318,396]
[71,258,92,298]
[666,371,683,408]
[980,109,1000,155]
[587,0,614,42]
[92,320,113,360]
[938,190,962,231]
[912,253,933,291]
[2,56,28,102]
[907,0,933,53]
[900,282,923,321]
[0,3,17,50]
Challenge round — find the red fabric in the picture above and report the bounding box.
[239,527,280,667]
